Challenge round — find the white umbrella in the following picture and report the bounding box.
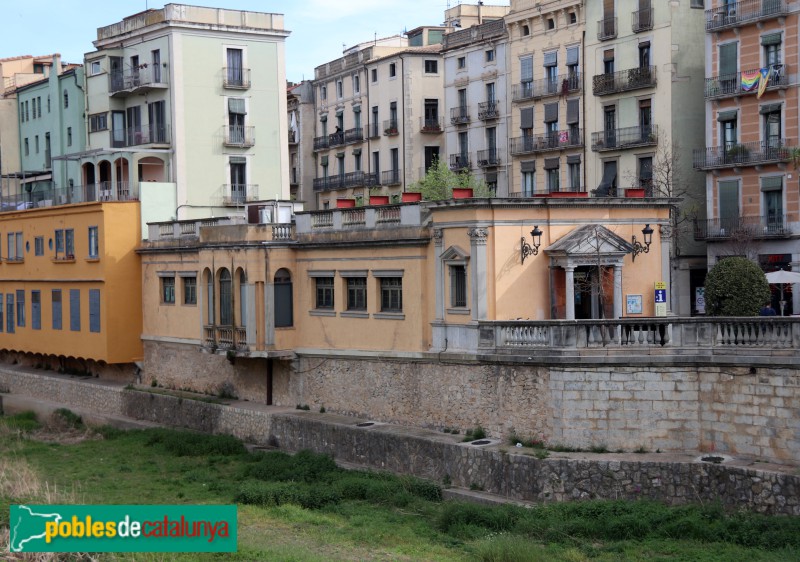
[765,269,800,315]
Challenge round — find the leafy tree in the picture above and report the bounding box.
[409,158,493,200]
[704,257,770,316]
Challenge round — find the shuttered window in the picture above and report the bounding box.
[566,46,579,66]
[719,42,737,77]
[16,290,24,327]
[70,289,80,332]
[566,99,580,124]
[718,180,739,219]
[544,103,559,123]
[52,290,62,330]
[760,176,783,192]
[520,56,533,82]
[6,294,13,334]
[31,291,40,330]
[543,51,557,67]
[89,289,100,333]
[520,107,534,129]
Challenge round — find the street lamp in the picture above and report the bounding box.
[521,225,543,264]
[631,224,654,262]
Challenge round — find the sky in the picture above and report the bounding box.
[0,0,508,83]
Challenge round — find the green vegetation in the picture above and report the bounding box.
[1,414,799,561]
[409,158,494,200]
[705,257,771,316]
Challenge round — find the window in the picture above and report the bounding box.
[547,18,555,29]
[47,95,50,113]
[763,104,782,149]
[52,290,61,330]
[603,50,615,74]
[568,159,581,190]
[545,159,560,192]
[24,138,28,156]
[638,156,653,192]
[152,49,161,83]
[34,237,43,256]
[720,113,738,150]
[346,277,367,311]
[0,295,4,332]
[353,74,360,93]
[457,57,466,69]
[691,0,704,7]
[389,63,396,78]
[183,276,197,305]
[320,85,327,100]
[7,232,22,261]
[450,265,467,308]
[425,60,438,73]
[521,25,530,36]
[226,48,244,86]
[65,229,74,257]
[89,113,108,132]
[69,289,80,332]
[485,50,495,62]
[315,277,334,309]
[522,166,536,197]
[274,269,293,327]
[90,60,101,75]
[63,90,69,108]
[67,127,72,146]
[764,36,781,67]
[16,289,25,327]
[639,99,652,138]
[161,276,175,304]
[639,43,650,68]
[219,269,232,325]
[6,294,13,334]
[227,98,246,144]
[380,278,403,313]
[719,42,738,91]
[336,80,343,98]
[521,55,533,88]
[35,136,39,153]
[762,176,784,231]
[37,96,41,118]
[89,289,100,333]
[371,68,377,82]
[567,46,580,80]
[31,291,41,330]
[88,226,98,258]
[569,11,577,23]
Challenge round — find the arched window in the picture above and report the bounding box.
[274,269,293,328]
[238,270,247,327]
[219,269,232,326]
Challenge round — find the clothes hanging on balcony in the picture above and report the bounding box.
[741,69,760,92]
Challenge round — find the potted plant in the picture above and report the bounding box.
[401,191,423,203]
[725,144,750,161]
[452,187,474,199]
[336,198,356,208]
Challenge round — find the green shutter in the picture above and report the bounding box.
[718,180,739,219]
[760,176,783,191]
[719,43,738,77]
[761,33,782,46]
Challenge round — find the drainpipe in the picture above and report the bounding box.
[401,54,406,193]
[582,28,587,194]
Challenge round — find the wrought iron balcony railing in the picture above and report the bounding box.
[591,125,658,152]
[0,182,140,212]
[597,16,617,40]
[223,125,255,147]
[450,106,470,125]
[632,7,653,32]
[510,129,584,155]
[692,139,792,170]
[345,171,378,188]
[694,214,796,240]
[109,67,167,94]
[449,153,470,171]
[476,148,500,167]
[478,101,499,120]
[381,169,401,185]
[369,123,381,139]
[313,135,329,151]
[222,184,258,205]
[222,67,251,89]
[512,73,581,102]
[383,119,399,136]
[420,117,443,133]
[704,64,788,99]
[344,127,364,144]
[312,176,347,192]
[593,66,656,96]
[705,0,788,32]
[111,124,171,148]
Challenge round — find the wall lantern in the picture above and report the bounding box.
[520,225,544,264]
[631,224,654,262]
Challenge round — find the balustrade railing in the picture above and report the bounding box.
[203,325,249,351]
[705,0,788,31]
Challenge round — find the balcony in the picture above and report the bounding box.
[632,7,653,32]
[381,169,401,186]
[312,176,346,192]
[222,67,251,89]
[450,106,470,125]
[449,153,470,171]
[328,131,345,148]
[593,66,656,96]
[597,16,617,40]
[383,119,399,136]
[509,186,587,198]
[223,125,255,147]
[478,101,499,120]
[368,123,381,139]
[223,184,258,205]
[345,171,378,188]
[512,73,581,102]
[288,130,298,145]
[510,129,584,155]
[313,135,329,151]
[111,124,171,148]
[705,0,788,32]
[591,125,658,152]
[204,325,249,352]
[344,127,364,144]
[109,67,168,96]
[694,214,796,240]
[476,148,500,167]
[692,139,792,170]
[290,168,299,185]
[1,182,140,212]
[420,117,443,133]
[704,64,788,99]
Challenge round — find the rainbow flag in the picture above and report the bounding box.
[740,69,760,92]
[757,67,771,98]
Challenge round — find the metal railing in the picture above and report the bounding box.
[0,182,141,212]
[420,117,443,133]
[510,129,584,155]
[478,101,499,120]
[383,119,399,135]
[223,125,255,147]
[344,171,378,188]
[288,130,297,144]
[597,16,617,40]
[704,64,788,99]
[344,127,364,144]
[509,186,587,197]
[694,214,797,240]
[450,106,470,125]
[222,184,258,205]
[449,153,470,171]
[111,124,171,148]
[476,148,500,167]
[593,66,656,95]
[222,67,251,89]
[591,125,658,151]
[369,123,381,139]
[692,139,792,170]
[109,67,167,93]
[381,169,401,185]
[705,0,788,32]
[313,135,329,151]
[312,176,347,192]
[512,73,581,102]
[632,7,653,32]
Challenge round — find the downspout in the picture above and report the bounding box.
[401,54,406,193]
[581,28,587,194]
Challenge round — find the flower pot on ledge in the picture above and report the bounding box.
[336,198,356,208]
[625,188,646,198]
[452,187,474,199]
[401,192,422,203]
[369,195,390,205]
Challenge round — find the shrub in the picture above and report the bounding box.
[52,408,83,429]
[246,450,340,483]
[2,411,40,431]
[145,428,246,456]
[235,481,341,510]
[704,257,770,316]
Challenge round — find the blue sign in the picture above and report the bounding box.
[654,289,667,303]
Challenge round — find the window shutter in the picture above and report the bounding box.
[70,289,80,332]
[227,98,246,114]
[52,290,61,330]
[31,291,40,330]
[567,154,582,164]
[520,56,533,82]
[760,176,783,191]
[520,161,536,172]
[230,156,246,164]
[485,171,497,183]
[761,33,782,46]
[321,155,329,165]
[89,289,100,333]
[544,102,559,123]
[717,109,737,122]
[566,46,579,66]
[543,51,557,67]
[544,157,560,170]
[603,49,615,62]
[759,103,781,115]
[520,107,534,129]
[566,99,579,124]
[719,43,737,76]
[718,180,739,219]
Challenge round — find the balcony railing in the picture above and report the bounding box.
[510,129,584,155]
[381,169,401,186]
[694,214,797,240]
[0,182,140,212]
[111,124,171,148]
[313,135,329,151]
[345,171,378,188]
[450,106,470,125]
[204,325,249,351]
[509,186,587,197]
[344,127,364,144]
[109,67,168,95]
[369,123,381,139]
[478,101,499,120]
[593,66,656,95]
[476,148,500,167]
[449,153,470,171]
[512,73,581,102]
[223,184,258,205]
[591,125,658,152]
[223,125,255,147]
[705,0,788,32]
[312,176,347,192]
[222,67,251,89]
[420,117,443,133]
[327,131,345,147]
[632,7,653,32]
[383,119,399,136]
[704,64,788,99]
[692,139,792,170]
[597,16,617,40]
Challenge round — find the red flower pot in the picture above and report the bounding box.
[401,192,422,203]
[452,187,474,199]
[336,198,356,208]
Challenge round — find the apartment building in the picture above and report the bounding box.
[505,0,585,197]
[82,4,290,222]
[694,0,798,315]
[287,81,315,205]
[442,16,511,195]
[585,0,707,315]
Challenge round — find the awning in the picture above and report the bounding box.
[566,46,579,66]
[20,173,52,184]
[544,103,558,123]
[761,176,783,191]
[717,109,737,122]
[596,165,617,195]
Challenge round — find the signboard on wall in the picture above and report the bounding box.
[626,294,643,315]
[655,282,667,317]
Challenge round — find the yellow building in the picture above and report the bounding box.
[0,201,142,367]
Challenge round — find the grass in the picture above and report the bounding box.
[1,413,800,561]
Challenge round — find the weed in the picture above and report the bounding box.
[634,446,649,454]
[2,411,40,432]
[150,379,158,387]
[216,381,237,400]
[52,408,83,430]
[319,406,326,413]
[589,444,609,454]
[469,482,484,491]
[145,428,246,457]
[442,474,452,488]
[462,426,487,442]
[295,404,310,411]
